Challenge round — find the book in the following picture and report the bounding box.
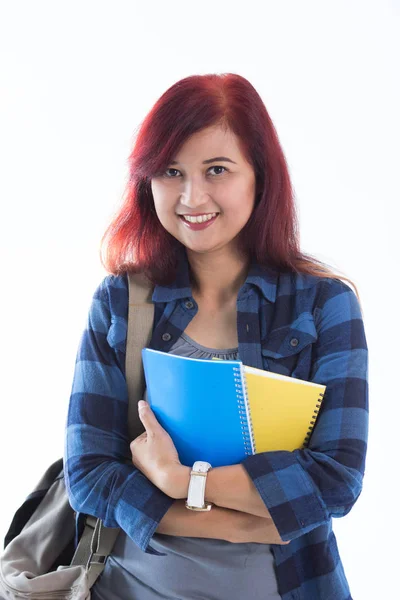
[142,348,326,467]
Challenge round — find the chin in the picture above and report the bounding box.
[184,244,215,254]
[185,240,233,255]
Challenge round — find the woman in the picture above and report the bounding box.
[64,73,369,600]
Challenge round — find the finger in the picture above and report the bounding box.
[138,401,159,436]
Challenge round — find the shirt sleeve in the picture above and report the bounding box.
[64,275,174,555]
[241,278,369,541]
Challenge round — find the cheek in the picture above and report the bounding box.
[151,187,173,221]
[153,202,169,227]
[152,198,180,237]
[227,187,256,218]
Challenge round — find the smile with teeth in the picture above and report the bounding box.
[181,212,219,223]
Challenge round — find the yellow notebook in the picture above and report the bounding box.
[212,356,326,451]
[244,366,325,451]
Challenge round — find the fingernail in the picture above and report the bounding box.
[138,400,146,410]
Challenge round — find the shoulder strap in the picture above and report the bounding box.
[71,271,154,587]
[126,271,155,441]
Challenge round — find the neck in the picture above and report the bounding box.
[186,247,251,307]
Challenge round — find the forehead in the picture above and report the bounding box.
[173,125,245,163]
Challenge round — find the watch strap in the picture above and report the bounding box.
[186,461,212,511]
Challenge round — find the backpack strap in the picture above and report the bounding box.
[126,271,155,441]
[71,271,154,588]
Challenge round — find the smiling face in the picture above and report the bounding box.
[150,124,257,258]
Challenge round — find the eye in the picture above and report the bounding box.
[163,168,181,178]
[208,166,227,176]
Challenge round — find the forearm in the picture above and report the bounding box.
[170,464,270,519]
[203,465,286,543]
[155,499,237,541]
[155,499,287,545]
[205,464,272,519]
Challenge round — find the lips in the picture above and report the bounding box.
[178,212,219,220]
[178,213,219,231]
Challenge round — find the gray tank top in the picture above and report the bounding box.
[91,332,282,600]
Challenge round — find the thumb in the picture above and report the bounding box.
[138,400,159,436]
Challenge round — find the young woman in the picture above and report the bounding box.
[64,73,369,600]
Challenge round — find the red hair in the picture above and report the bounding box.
[100,73,361,304]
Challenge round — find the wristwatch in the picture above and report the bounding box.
[185,461,213,511]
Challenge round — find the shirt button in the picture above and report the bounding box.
[184,300,194,309]
[290,338,299,347]
[162,333,172,342]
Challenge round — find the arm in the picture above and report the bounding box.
[167,279,369,543]
[230,279,369,542]
[156,499,289,545]
[168,462,273,519]
[64,275,174,555]
[130,402,286,544]
[205,464,272,518]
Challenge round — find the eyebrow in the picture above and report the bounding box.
[170,156,237,165]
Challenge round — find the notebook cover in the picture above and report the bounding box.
[244,366,325,451]
[142,348,250,467]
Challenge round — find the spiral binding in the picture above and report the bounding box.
[233,366,254,455]
[301,390,325,449]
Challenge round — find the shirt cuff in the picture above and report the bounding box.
[113,469,175,555]
[242,450,329,541]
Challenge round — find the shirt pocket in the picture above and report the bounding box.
[261,313,318,381]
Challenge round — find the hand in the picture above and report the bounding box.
[130,401,190,498]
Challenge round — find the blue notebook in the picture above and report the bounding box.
[142,348,325,467]
[142,348,250,467]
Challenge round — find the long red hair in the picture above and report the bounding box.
[100,73,361,304]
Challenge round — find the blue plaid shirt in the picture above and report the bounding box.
[64,250,369,600]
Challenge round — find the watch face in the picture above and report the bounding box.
[193,461,212,471]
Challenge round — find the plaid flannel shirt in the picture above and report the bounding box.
[64,250,368,600]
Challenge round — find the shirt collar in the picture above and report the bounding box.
[152,247,277,304]
[244,262,278,304]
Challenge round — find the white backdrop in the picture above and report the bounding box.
[0,1,399,597]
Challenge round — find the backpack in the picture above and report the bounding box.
[0,271,154,600]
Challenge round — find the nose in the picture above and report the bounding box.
[180,178,210,210]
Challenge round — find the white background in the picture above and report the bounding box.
[0,1,399,597]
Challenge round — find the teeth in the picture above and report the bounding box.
[182,213,218,223]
